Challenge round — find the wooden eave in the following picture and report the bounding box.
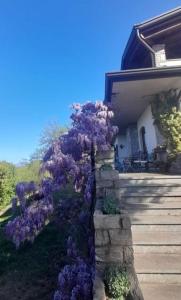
[105,66,181,103]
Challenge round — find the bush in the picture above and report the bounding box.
[100,164,113,171]
[104,265,130,299]
[102,197,120,215]
[15,160,41,184]
[160,108,181,157]
[0,161,16,209]
[151,90,181,159]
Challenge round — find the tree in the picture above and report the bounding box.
[15,160,41,184]
[31,122,68,160]
[0,161,16,208]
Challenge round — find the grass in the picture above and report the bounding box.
[0,184,81,300]
[0,199,11,212]
[0,207,67,300]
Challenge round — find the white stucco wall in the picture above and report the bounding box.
[137,105,157,154]
[115,134,131,162]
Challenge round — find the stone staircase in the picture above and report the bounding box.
[118,173,181,300]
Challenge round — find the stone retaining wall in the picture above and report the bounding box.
[93,149,143,300]
[170,154,181,174]
[94,202,133,266]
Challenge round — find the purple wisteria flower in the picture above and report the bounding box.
[5,101,118,299]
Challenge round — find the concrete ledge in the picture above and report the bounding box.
[96,150,114,161]
[96,246,133,264]
[94,214,122,229]
[96,170,119,181]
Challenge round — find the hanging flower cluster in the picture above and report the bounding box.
[5,197,53,248]
[54,259,93,300]
[15,181,37,212]
[5,178,54,248]
[51,102,117,299]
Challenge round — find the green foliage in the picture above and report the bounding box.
[151,89,181,159]
[102,197,120,215]
[0,211,67,300]
[160,108,181,157]
[15,160,41,184]
[31,122,68,160]
[0,161,16,209]
[100,164,113,171]
[104,265,130,299]
[0,159,42,210]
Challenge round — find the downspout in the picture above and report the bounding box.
[136,28,156,67]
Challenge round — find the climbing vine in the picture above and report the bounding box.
[151,89,181,159]
[5,101,118,299]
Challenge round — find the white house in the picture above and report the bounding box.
[105,7,181,164]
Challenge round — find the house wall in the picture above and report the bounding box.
[137,105,157,154]
[126,125,140,155]
[115,134,131,162]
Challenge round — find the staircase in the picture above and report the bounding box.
[118,173,181,300]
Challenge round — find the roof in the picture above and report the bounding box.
[105,66,181,129]
[121,7,181,69]
[134,6,181,29]
[105,66,181,103]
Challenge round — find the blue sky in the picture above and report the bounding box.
[0,0,180,163]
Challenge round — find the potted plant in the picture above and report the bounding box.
[104,265,130,300]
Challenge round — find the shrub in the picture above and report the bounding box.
[160,108,181,157]
[15,160,41,184]
[151,90,181,159]
[104,265,130,300]
[100,164,113,171]
[102,197,120,215]
[0,161,16,208]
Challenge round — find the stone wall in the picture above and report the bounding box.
[94,203,133,268]
[95,150,115,170]
[169,154,181,174]
[93,149,143,300]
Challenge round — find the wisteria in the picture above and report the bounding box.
[15,181,37,212]
[5,101,118,299]
[54,259,93,300]
[5,197,53,248]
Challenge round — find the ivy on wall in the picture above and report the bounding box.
[151,89,181,159]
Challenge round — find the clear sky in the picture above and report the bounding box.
[0,0,180,163]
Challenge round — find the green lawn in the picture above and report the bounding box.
[0,207,67,300]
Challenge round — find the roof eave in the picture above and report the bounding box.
[121,7,181,69]
[135,6,181,30]
[105,66,181,103]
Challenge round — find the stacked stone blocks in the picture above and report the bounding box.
[93,149,143,299]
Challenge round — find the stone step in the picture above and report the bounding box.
[121,201,181,209]
[133,245,181,254]
[132,224,181,232]
[118,173,181,180]
[137,274,181,284]
[140,283,181,300]
[119,196,181,203]
[115,186,181,196]
[135,253,181,273]
[132,227,181,244]
[116,178,181,187]
[130,214,181,225]
[127,209,181,216]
